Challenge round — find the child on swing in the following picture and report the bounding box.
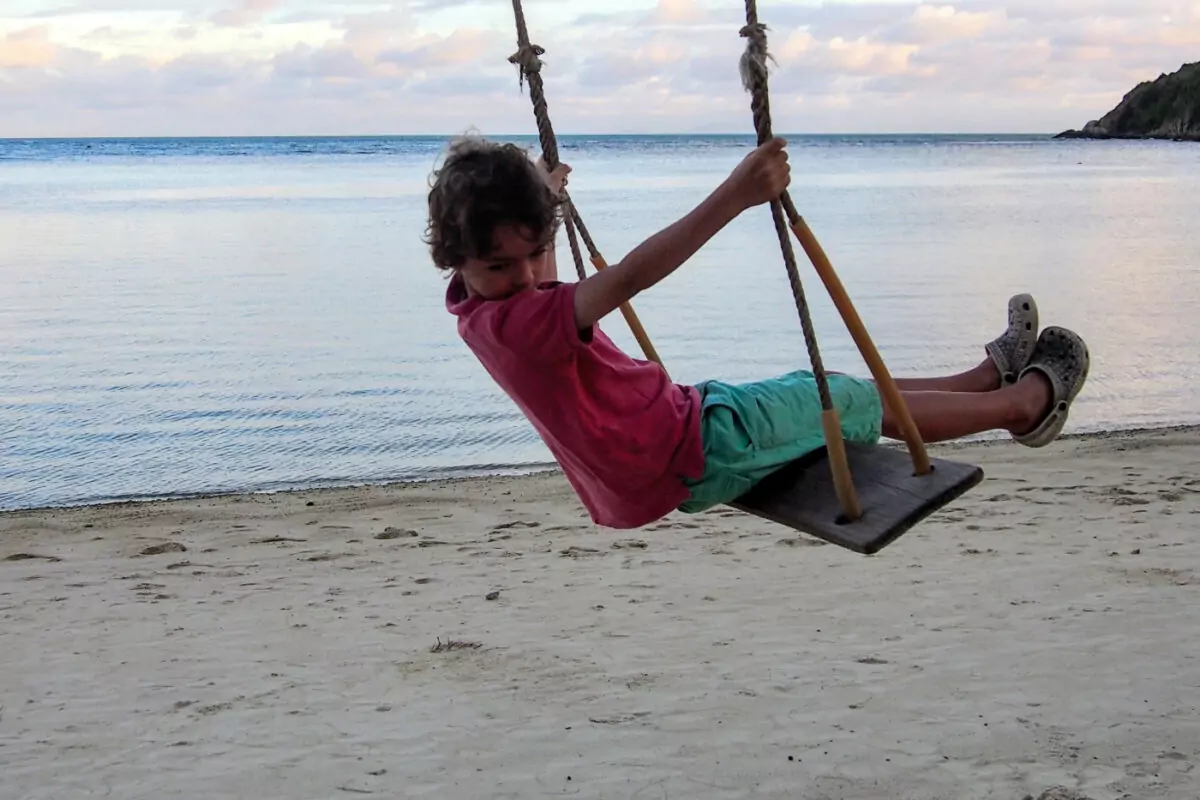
[426,135,1090,529]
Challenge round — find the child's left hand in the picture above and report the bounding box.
[536,155,572,196]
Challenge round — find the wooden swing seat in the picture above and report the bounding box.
[730,442,984,555]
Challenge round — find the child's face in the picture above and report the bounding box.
[459,225,552,301]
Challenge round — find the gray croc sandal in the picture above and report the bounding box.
[1013,326,1090,448]
[985,293,1039,386]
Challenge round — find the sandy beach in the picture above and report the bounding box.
[2,426,1199,800]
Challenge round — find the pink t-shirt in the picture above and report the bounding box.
[445,274,705,529]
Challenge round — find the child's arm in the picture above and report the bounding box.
[535,156,571,285]
[573,138,790,332]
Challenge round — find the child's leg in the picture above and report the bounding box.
[882,372,1047,443]
[890,358,999,394]
[882,326,1090,446]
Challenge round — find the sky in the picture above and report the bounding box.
[1,0,1197,137]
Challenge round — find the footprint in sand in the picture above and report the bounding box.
[703,508,743,518]
[648,521,701,531]
[133,582,171,600]
[611,539,648,550]
[492,521,541,531]
[303,553,345,562]
[776,537,826,548]
[375,528,418,540]
[560,546,604,559]
[588,711,651,725]
[139,542,188,556]
[430,638,482,653]
[1119,566,1193,586]
[1030,787,1097,800]
[1102,486,1151,505]
[4,553,63,563]
[691,530,726,540]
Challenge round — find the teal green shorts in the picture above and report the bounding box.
[678,370,883,513]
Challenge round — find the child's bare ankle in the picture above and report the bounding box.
[1008,371,1052,435]
[974,358,1004,392]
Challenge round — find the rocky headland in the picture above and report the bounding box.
[1056,61,1199,141]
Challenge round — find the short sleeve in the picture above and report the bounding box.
[464,282,592,364]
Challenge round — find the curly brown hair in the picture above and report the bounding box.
[424,136,561,270]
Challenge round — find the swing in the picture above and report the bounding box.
[505,0,984,555]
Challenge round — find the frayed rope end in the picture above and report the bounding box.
[738,23,774,92]
[508,43,546,88]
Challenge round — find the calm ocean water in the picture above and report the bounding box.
[2,134,1199,511]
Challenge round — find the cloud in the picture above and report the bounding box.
[2,0,1198,137]
[902,5,1006,43]
[650,0,707,26]
[0,24,57,68]
[210,0,280,28]
[24,0,227,17]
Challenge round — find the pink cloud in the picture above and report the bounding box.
[210,0,282,28]
[904,5,1007,44]
[649,0,707,26]
[0,25,57,69]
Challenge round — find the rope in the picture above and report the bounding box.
[506,0,667,370]
[739,1,834,413]
[507,0,587,281]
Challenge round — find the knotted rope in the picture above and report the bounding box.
[507,5,587,282]
[508,0,665,369]
[741,0,863,519]
[738,6,833,415]
[740,1,930,479]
